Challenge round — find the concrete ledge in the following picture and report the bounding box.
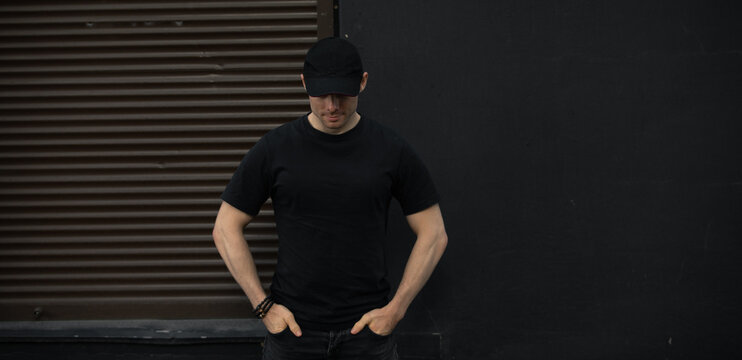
[0,319,267,344]
[0,321,442,359]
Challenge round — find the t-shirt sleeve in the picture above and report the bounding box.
[220,137,272,217]
[392,142,440,215]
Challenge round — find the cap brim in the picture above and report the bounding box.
[305,76,361,97]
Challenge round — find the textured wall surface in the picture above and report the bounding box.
[340,0,741,359]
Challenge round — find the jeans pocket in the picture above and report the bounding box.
[364,326,391,338]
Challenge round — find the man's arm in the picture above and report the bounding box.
[351,203,448,335]
[212,201,302,336]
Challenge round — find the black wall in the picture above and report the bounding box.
[341,1,741,359]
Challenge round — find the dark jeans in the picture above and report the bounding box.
[262,327,398,360]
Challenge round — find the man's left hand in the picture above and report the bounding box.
[350,304,404,336]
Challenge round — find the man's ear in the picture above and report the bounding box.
[300,74,307,90]
[359,72,369,93]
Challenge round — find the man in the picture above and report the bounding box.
[213,37,447,360]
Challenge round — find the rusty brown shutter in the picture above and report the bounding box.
[0,0,331,321]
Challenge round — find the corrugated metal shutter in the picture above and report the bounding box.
[0,0,330,321]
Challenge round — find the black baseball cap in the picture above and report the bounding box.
[303,37,364,96]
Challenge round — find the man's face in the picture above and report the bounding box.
[301,73,368,135]
[307,93,359,134]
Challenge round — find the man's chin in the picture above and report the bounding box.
[324,119,345,127]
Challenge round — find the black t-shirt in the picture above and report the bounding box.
[221,114,439,330]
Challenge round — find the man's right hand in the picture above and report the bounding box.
[262,304,302,337]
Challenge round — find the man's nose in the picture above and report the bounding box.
[326,95,339,111]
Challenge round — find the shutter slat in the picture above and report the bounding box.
[0,75,302,85]
[0,200,223,207]
[1,25,317,37]
[0,284,244,294]
[0,1,317,12]
[0,163,238,171]
[0,296,255,304]
[1,88,306,98]
[0,62,304,73]
[0,113,304,124]
[0,186,231,195]
[0,100,307,110]
[0,271,274,281]
[0,259,274,269]
[2,124,276,134]
[0,223,274,232]
[0,137,262,146]
[0,0,319,321]
[0,13,318,25]
[0,234,278,245]
[0,246,278,257]
[0,210,274,220]
[0,38,317,49]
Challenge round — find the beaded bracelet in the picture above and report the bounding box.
[253,295,275,319]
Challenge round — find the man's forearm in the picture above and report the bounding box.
[213,223,302,336]
[387,228,448,317]
[213,224,266,307]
